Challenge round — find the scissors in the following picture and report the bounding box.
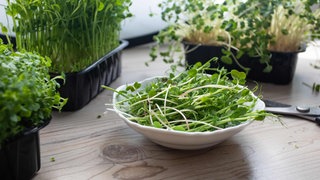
[263,99,320,126]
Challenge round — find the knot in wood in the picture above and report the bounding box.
[102,143,145,163]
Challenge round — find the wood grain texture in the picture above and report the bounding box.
[33,43,320,180]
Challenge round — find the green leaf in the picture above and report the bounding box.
[169,73,175,79]
[1,25,8,33]
[203,26,213,33]
[172,126,185,131]
[160,52,170,57]
[126,85,135,92]
[281,28,289,35]
[133,82,141,90]
[98,2,105,12]
[230,107,248,118]
[236,51,244,59]
[254,113,266,121]
[148,89,157,97]
[200,96,209,103]
[221,56,232,65]
[231,70,246,80]
[153,121,162,128]
[188,68,197,77]
[263,65,272,73]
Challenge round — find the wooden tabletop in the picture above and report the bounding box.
[34,43,320,180]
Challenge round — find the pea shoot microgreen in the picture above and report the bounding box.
[106,61,271,132]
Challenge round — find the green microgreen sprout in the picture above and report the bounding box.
[268,4,320,52]
[303,82,320,93]
[6,0,132,73]
[303,57,320,93]
[105,60,272,132]
[0,40,67,144]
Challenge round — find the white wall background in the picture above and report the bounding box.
[0,0,14,35]
[120,0,167,39]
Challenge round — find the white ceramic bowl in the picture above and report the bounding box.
[113,76,265,150]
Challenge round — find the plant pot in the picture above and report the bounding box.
[238,50,303,84]
[184,43,224,62]
[184,42,250,76]
[184,43,305,84]
[0,119,50,180]
[234,45,306,84]
[53,40,129,111]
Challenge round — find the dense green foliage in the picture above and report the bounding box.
[6,0,132,72]
[108,60,270,132]
[0,41,66,145]
[149,0,233,66]
[150,0,320,73]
